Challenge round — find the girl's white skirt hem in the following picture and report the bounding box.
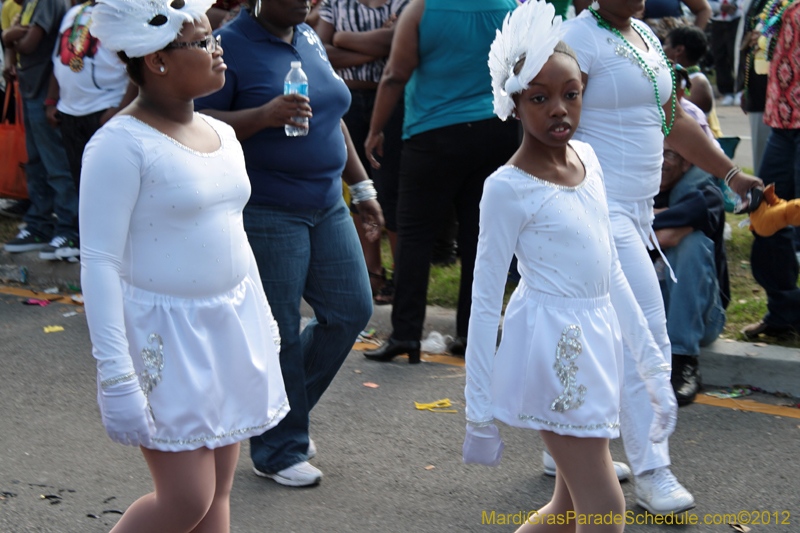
[120,276,288,452]
[491,284,623,439]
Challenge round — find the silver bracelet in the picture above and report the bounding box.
[348,179,374,194]
[351,182,378,205]
[100,371,137,389]
[724,166,740,188]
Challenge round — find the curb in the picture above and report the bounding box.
[6,249,800,397]
[1,250,81,288]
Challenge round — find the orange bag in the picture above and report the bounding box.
[0,81,28,199]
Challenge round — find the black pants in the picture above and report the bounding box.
[391,117,519,341]
[342,88,404,232]
[711,18,739,95]
[59,109,105,191]
[751,128,800,328]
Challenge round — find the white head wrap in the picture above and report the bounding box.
[90,0,215,58]
[488,0,566,121]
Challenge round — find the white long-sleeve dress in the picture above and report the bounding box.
[80,114,289,451]
[464,141,666,439]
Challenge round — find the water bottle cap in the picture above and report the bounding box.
[291,61,302,68]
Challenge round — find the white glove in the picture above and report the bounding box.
[98,377,155,447]
[644,372,678,443]
[463,424,504,467]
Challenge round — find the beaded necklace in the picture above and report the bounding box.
[756,0,795,61]
[742,0,773,99]
[588,7,677,137]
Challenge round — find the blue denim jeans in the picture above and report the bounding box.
[660,231,726,356]
[245,197,372,473]
[21,88,78,241]
[752,128,800,328]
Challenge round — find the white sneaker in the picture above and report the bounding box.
[307,438,316,460]
[635,467,696,515]
[542,449,631,481]
[39,236,69,261]
[721,94,735,106]
[253,461,322,487]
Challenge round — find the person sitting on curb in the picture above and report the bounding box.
[653,139,729,406]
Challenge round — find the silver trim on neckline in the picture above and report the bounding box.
[124,115,224,157]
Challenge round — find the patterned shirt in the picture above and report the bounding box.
[764,0,800,129]
[318,0,410,83]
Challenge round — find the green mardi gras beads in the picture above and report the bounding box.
[588,7,677,137]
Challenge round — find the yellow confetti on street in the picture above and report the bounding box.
[414,399,457,413]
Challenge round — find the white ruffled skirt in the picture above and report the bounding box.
[492,284,624,439]
[120,276,289,452]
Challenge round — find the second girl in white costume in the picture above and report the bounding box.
[462,2,677,531]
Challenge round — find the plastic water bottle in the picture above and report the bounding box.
[284,61,308,137]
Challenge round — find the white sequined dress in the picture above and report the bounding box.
[464,141,662,439]
[80,114,289,451]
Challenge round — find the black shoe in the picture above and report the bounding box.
[363,338,421,364]
[741,320,797,340]
[0,199,30,219]
[672,354,700,406]
[4,229,48,253]
[447,336,467,356]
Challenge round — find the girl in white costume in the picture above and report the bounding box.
[462,2,677,531]
[561,0,761,515]
[81,1,287,531]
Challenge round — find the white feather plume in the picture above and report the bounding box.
[488,0,566,121]
[91,0,215,58]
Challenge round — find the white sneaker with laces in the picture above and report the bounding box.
[253,461,322,487]
[542,449,631,481]
[307,438,316,460]
[39,236,69,260]
[721,94,735,106]
[635,467,696,515]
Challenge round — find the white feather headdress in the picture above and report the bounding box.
[90,0,215,58]
[489,0,566,121]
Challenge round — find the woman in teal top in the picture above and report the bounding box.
[363,0,519,362]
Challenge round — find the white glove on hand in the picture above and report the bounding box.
[98,377,155,447]
[463,424,504,467]
[644,372,678,443]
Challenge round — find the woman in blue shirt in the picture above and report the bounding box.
[197,0,383,488]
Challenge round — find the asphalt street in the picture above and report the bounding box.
[1,289,798,533]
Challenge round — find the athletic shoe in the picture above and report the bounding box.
[720,94,735,106]
[4,229,48,253]
[308,438,316,460]
[54,237,79,262]
[40,236,70,260]
[253,461,322,487]
[542,449,631,481]
[635,467,696,515]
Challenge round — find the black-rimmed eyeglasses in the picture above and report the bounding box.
[165,34,221,54]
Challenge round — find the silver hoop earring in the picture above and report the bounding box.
[255,0,261,17]
[159,66,165,73]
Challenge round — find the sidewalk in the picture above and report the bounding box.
[4,248,800,397]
